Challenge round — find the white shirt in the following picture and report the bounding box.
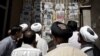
[36,34,48,56]
[11,43,42,56]
[68,31,81,49]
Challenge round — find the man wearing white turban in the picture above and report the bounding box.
[19,23,28,32]
[16,23,29,47]
[79,26,100,56]
[31,23,48,56]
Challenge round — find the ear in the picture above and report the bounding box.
[53,37,58,45]
[78,33,85,44]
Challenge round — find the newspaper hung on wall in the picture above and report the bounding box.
[68,2,80,27]
[68,2,79,21]
[43,2,53,27]
[42,2,53,43]
[54,4,65,23]
[55,4,65,11]
[55,10,65,23]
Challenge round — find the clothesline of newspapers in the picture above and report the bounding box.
[41,2,79,29]
[19,0,80,42]
[41,2,80,42]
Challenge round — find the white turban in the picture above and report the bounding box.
[31,23,42,32]
[80,26,98,43]
[20,23,28,31]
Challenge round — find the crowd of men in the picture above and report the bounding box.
[0,20,100,56]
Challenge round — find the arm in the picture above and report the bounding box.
[0,38,10,56]
[41,39,48,56]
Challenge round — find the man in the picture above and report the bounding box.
[31,23,48,56]
[0,25,22,56]
[79,26,100,56]
[16,23,29,47]
[67,20,81,49]
[45,21,87,56]
[11,30,42,56]
[19,23,28,32]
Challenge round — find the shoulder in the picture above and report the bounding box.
[13,47,41,52]
[0,36,11,44]
[11,47,22,56]
[12,47,42,53]
[45,47,87,56]
[11,48,42,56]
[37,37,47,44]
[32,48,42,52]
[1,36,10,41]
[73,31,79,35]
[73,47,87,56]
[12,47,22,53]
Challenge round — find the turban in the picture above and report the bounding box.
[20,23,28,31]
[31,23,42,32]
[80,26,98,42]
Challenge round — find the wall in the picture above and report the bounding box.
[10,0,23,28]
[83,9,91,26]
[91,0,100,49]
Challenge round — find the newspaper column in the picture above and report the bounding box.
[55,4,65,23]
[42,2,53,43]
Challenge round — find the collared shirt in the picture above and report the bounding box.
[45,43,87,56]
[68,31,81,49]
[56,43,70,48]
[11,43,42,56]
[0,36,16,56]
[36,34,48,56]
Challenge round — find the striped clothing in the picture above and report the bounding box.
[45,43,87,56]
[11,43,42,56]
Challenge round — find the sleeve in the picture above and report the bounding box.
[11,50,16,56]
[37,39,48,56]
[41,39,48,56]
[0,38,10,56]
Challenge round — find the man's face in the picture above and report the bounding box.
[15,31,23,41]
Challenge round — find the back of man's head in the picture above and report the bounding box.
[19,23,28,32]
[80,26,98,43]
[23,30,36,44]
[31,23,42,32]
[10,25,22,35]
[31,23,42,34]
[51,21,73,42]
[67,20,77,31]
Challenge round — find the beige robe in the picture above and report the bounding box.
[45,43,87,56]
